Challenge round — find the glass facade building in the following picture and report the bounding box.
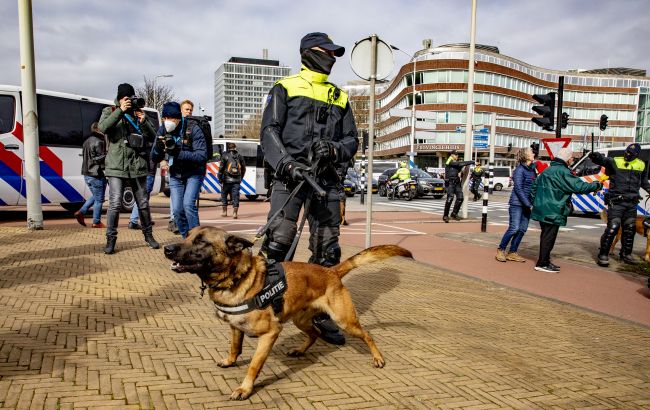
[372,43,650,167]
[214,57,291,137]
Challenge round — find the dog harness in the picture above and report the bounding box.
[212,260,287,315]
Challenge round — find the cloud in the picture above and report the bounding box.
[1,0,648,123]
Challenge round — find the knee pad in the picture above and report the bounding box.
[324,244,342,267]
[261,241,289,262]
[606,220,621,236]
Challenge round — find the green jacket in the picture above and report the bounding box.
[98,105,156,178]
[530,159,601,226]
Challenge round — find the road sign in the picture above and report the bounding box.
[541,137,571,159]
[350,37,394,81]
[474,127,489,134]
[473,135,488,141]
[474,143,488,149]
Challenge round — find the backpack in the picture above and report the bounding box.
[184,115,213,161]
[225,153,242,177]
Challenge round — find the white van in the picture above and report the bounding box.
[571,143,650,215]
[204,139,267,200]
[0,85,161,211]
[491,166,513,191]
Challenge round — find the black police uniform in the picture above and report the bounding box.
[443,155,474,221]
[590,145,650,265]
[259,58,358,267]
[469,165,485,201]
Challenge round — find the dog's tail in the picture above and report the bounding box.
[599,209,608,222]
[332,245,413,278]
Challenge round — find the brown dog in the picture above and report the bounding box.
[164,226,413,400]
[599,210,650,261]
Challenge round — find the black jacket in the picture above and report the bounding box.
[590,152,650,201]
[81,131,106,178]
[445,157,474,182]
[260,67,358,185]
[218,150,247,184]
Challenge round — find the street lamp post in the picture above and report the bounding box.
[391,46,419,169]
[462,0,478,219]
[153,74,173,113]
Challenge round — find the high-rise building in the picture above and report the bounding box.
[213,55,291,138]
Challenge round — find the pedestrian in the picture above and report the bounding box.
[99,83,159,254]
[530,148,602,272]
[496,147,536,262]
[151,101,207,239]
[217,142,246,219]
[590,143,650,266]
[469,163,485,201]
[259,32,359,345]
[339,159,354,226]
[443,150,474,222]
[75,122,107,228]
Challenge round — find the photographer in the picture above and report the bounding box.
[217,142,246,219]
[151,102,207,239]
[99,83,159,254]
[260,32,359,346]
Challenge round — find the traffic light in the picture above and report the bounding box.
[599,114,608,131]
[531,92,556,131]
[530,142,540,157]
[560,112,569,129]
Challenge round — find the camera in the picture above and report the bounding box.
[164,135,177,152]
[128,95,146,109]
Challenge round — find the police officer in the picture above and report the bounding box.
[590,143,650,266]
[469,163,485,201]
[259,32,359,345]
[443,150,475,222]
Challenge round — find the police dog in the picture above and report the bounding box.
[164,226,413,400]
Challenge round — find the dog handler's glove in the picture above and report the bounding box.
[282,161,307,183]
[313,140,337,161]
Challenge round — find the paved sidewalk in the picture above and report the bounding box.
[0,223,649,409]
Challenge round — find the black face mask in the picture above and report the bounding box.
[301,49,336,74]
[624,152,637,162]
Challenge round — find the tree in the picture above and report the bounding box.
[136,76,175,113]
[231,112,262,140]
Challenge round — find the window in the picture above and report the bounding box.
[0,95,16,134]
[80,101,108,136]
[37,95,83,147]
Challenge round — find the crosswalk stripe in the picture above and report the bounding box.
[573,225,600,229]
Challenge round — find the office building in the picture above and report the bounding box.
[214,54,291,137]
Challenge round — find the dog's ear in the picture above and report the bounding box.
[225,235,254,255]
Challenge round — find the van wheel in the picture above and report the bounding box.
[121,187,136,212]
[61,202,83,212]
[246,195,259,201]
[494,183,503,191]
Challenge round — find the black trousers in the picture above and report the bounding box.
[444,181,464,216]
[537,221,560,266]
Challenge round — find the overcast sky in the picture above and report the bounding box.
[1,0,648,119]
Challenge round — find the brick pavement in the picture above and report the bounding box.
[0,226,649,409]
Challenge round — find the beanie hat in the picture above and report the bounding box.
[555,147,573,163]
[161,102,182,119]
[116,83,135,100]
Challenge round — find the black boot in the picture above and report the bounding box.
[451,198,463,219]
[139,208,160,249]
[312,314,345,346]
[443,199,452,223]
[597,225,618,267]
[104,236,117,254]
[619,223,637,264]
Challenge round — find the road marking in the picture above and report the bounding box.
[559,227,574,231]
[573,225,600,229]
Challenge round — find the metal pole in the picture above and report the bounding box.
[153,79,157,113]
[409,56,416,168]
[462,0,477,219]
[483,113,496,232]
[360,145,365,205]
[365,34,378,248]
[18,0,43,230]
[591,132,595,153]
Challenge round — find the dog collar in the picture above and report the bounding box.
[213,260,287,315]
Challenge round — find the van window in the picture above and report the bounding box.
[493,168,510,177]
[574,157,600,176]
[37,95,83,147]
[0,95,15,134]
[80,101,107,135]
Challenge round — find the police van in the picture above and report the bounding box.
[570,143,650,215]
[0,85,161,211]
[202,138,267,200]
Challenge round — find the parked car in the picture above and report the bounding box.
[342,173,357,197]
[377,168,445,199]
[346,169,377,194]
